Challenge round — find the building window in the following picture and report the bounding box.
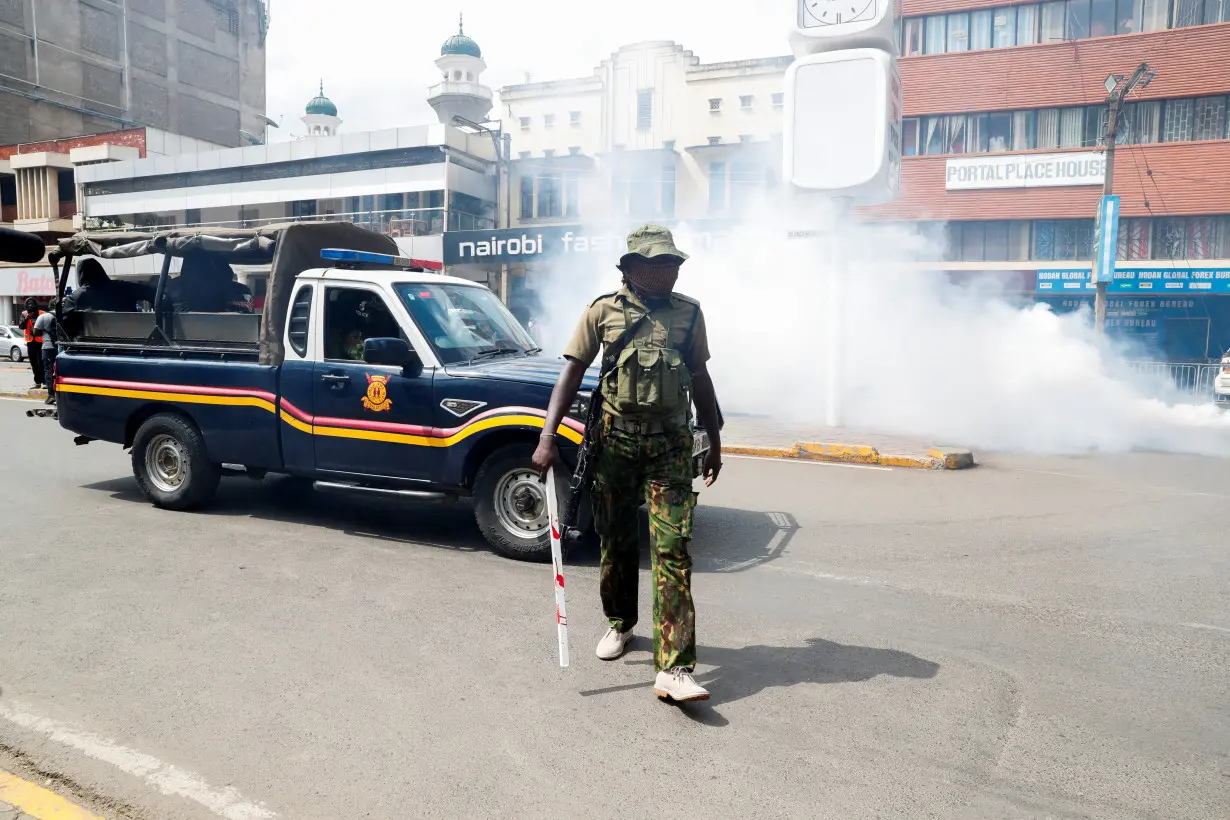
[1017,4,1040,43]
[708,136,722,145]
[520,117,531,130]
[1194,96,1227,141]
[1163,98,1195,141]
[1012,110,1037,150]
[661,163,676,218]
[564,175,580,218]
[637,90,653,131]
[1115,0,1139,32]
[1118,218,1153,260]
[993,6,1017,46]
[544,114,555,129]
[1090,0,1117,34]
[903,117,920,156]
[709,98,722,112]
[772,93,785,107]
[708,162,727,213]
[922,115,947,154]
[1174,0,1203,26]
[729,162,759,215]
[740,95,754,109]
[1141,0,1169,29]
[568,146,582,155]
[970,9,994,48]
[1067,0,1092,38]
[947,12,970,50]
[924,15,946,53]
[538,175,561,218]
[1040,1,1066,40]
[570,111,581,126]
[519,176,534,219]
[903,17,924,54]
[947,115,967,153]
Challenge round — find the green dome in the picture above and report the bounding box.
[442,16,481,58]
[305,82,337,117]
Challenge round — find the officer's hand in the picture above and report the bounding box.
[532,436,559,479]
[702,449,723,487]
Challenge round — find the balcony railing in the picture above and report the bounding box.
[86,207,495,236]
[427,81,493,101]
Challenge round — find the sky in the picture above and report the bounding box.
[264,0,790,140]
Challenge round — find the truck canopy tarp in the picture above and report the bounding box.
[54,223,400,365]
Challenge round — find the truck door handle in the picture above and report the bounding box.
[321,372,350,389]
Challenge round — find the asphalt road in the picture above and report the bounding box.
[0,398,1227,820]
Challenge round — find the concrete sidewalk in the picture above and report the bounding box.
[0,363,41,398]
[721,415,975,470]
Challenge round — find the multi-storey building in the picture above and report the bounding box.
[0,0,269,148]
[445,11,1230,359]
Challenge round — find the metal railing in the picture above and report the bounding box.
[1124,361,1223,400]
[86,208,495,237]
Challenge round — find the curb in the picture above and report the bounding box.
[723,441,976,470]
[0,770,104,820]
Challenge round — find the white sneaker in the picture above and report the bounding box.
[653,667,710,702]
[595,627,633,660]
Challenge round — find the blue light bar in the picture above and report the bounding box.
[321,248,414,267]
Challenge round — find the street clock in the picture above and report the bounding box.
[790,0,898,57]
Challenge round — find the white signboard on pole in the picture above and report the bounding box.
[783,49,900,204]
[945,152,1107,191]
[789,0,898,56]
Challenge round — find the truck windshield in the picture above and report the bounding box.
[395,282,537,365]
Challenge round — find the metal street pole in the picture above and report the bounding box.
[825,239,842,428]
[1095,63,1154,334]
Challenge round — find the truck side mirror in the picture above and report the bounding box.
[364,337,423,376]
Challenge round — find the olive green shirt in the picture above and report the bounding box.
[563,285,710,372]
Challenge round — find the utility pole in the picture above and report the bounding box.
[1095,63,1155,333]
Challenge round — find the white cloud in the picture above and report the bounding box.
[264,0,789,139]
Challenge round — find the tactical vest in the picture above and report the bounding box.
[602,301,698,421]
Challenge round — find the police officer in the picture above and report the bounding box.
[533,225,723,703]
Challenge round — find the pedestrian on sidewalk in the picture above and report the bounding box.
[33,301,57,404]
[18,297,45,389]
[533,224,723,703]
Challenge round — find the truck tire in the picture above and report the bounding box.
[473,442,565,563]
[131,413,221,511]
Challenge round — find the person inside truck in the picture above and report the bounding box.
[165,253,254,314]
[63,259,155,313]
[325,290,403,361]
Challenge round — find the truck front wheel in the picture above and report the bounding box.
[131,413,221,511]
[473,443,564,563]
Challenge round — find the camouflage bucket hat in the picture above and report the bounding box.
[619,224,689,267]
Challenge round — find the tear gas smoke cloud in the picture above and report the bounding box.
[525,196,1230,456]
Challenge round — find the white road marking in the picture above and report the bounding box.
[0,700,275,820]
[724,454,893,471]
[1182,622,1230,634]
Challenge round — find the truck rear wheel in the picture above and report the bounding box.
[473,443,564,563]
[131,413,221,511]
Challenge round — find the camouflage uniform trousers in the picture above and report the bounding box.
[592,415,698,672]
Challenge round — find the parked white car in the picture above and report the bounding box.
[1214,352,1230,406]
[0,326,24,361]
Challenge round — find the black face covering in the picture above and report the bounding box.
[622,259,681,300]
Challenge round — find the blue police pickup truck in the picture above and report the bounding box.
[48,223,711,561]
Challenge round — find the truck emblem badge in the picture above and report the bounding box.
[362,375,392,413]
[441,398,487,418]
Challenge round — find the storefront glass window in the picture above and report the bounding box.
[984,222,1010,261]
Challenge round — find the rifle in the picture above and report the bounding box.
[559,314,647,541]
